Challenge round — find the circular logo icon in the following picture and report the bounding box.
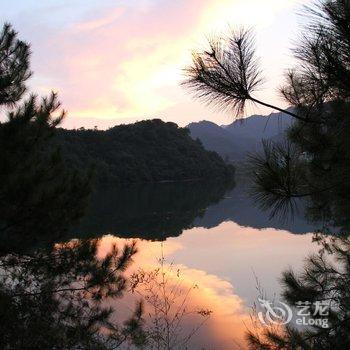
[257,298,293,325]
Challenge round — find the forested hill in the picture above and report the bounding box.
[56,119,235,185]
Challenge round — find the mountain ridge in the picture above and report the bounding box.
[187,111,293,162]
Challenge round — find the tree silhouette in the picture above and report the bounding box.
[247,236,350,349]
[0,23,90,252]
[184,0,350,230]
[0,23,144,349]
[184,29,314,123]
[184,0,350,348]
[0,23,31,105]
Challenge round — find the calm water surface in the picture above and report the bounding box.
[75,180,320,349]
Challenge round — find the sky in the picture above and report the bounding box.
[1,0,310,129]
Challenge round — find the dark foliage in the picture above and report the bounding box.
[247,1,350,348]
[0,23,145,349]
[73,179,235,241]
[0,239,144,350]
[0,92,91,254]
[0,23,31,105]
[184,0,350,348]
[184,28,263,116]
[55,119,235,185]
[184,29,310,122]
[247,0,350,231]
[247,237,350,349]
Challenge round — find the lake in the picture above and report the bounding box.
[75,179,321,349]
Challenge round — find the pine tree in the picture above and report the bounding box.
[184,0,350,348]
[0,24,145,349]
[246,236,350,349]
[184,0,350,230]
[0,23,93,253]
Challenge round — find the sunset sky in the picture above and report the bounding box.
[2,0,310,129]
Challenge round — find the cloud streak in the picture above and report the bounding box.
[2,0,307,128]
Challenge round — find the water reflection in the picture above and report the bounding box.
[74,180,234,240]
[96,221,318,349]
[98,234,250,349]
[68,180,322,348]
[195,183,317,234]
[74,179,315,242]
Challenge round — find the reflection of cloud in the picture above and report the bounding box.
[97,235,183,262]
[173,266,250,349]
[95,220,317,348]
[98,235,250,349]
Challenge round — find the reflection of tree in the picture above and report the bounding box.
[74,180,234,241]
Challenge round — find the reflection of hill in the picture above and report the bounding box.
[74,176,317,242]
[1,180,234,255]
[194,179,316,234]
[73,180,235,240]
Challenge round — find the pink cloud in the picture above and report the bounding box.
[74,7,126,31]
[19,0,302,127]
[27,0,221,123]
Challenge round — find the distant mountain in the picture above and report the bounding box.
[223,111,292,138]
[55,119,235,185]
[186,120,243,161]
[187,111,293,162]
